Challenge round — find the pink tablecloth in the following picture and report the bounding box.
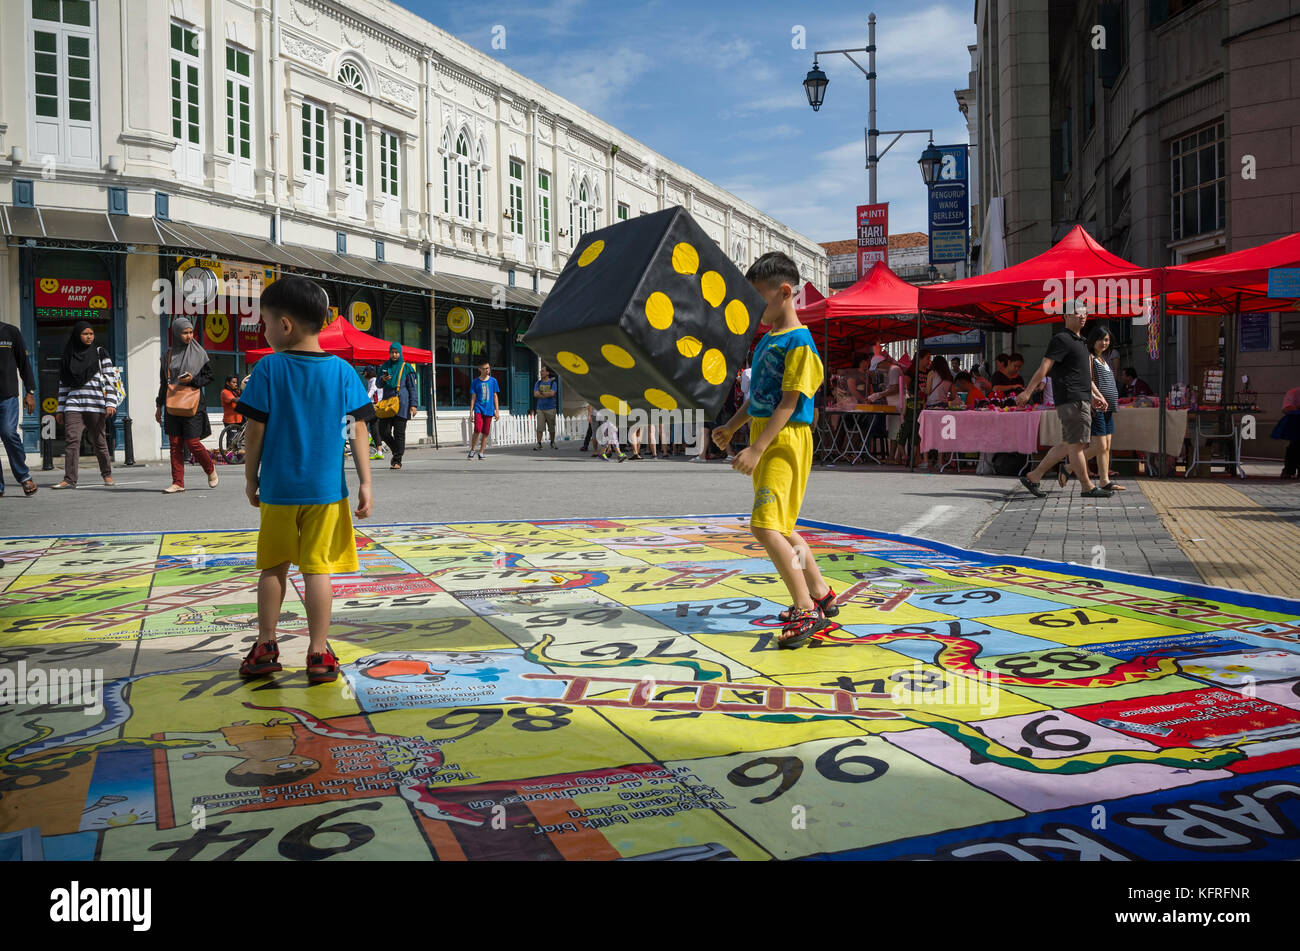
[919,408,1045,454]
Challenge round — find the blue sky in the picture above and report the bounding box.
[395,0,976,245]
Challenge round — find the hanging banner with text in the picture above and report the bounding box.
[929,144,969,265]
[857,203,889,277]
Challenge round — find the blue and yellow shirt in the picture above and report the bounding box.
[748,326,824,424]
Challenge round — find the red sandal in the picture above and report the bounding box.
[239,639,282,678]
[306,643,341,684]
[778,587,839,623]
[776,608,838,650]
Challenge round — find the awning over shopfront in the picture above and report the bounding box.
[4,207,552,312]
[917,225,1159,326]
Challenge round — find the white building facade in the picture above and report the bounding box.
[1,0,826,460]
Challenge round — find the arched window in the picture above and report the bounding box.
[475,141,484,225]
[337,61,365,92]
[440,129,450,214]
[455,131,470,219]
[578,181,589,237]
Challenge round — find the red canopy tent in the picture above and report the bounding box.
[1162,231,1300,315]
[245,317,433,364]
[797,261,986,346]
[917,225,1160,327]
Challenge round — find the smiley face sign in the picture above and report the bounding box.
[88,295,108,310]
[40,278,60,294]
[42,397,58,414]
[205,312,229,343]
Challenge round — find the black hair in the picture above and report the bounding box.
[259,274,329,334]
[955,371,973,384]
[1122,366,1138,379]
[225,375,239,387]
[995,352,1010,366]
[1009,352,1025,363]
[930,355,953,383]
[745,251,800,288]
[1086,323,1112,354]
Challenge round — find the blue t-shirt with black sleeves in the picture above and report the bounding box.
[236,351,375,505]
[748,326,824,425]
[472,375,500,415]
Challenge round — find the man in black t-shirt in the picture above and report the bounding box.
[1015,303,1111,498]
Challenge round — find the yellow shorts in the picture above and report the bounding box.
[256,499,359,574]
[749,417,813,535]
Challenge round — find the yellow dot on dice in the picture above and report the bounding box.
[676,336,702,358]
[725,299,750,335]
[602,344,635,368]
[671,242,699,275]
[600,394,630,416]
[645,388,678,411]
[700,271,726,307]
[645,292,674,330]
[577,240,605,267]
[556,351,589,374]
[701,348,727,386]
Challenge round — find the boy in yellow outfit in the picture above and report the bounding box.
[236,275,375,683]
[714,252,839,648]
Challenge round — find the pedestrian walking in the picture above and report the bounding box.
[375,343,417,470]
[1079,324,1126,492]
[532,365,559,450]
[468,361,499,460]
[1016,303,1112,498]
[0,320,38,497]
[53,321,119,489]
[156,317,217,494]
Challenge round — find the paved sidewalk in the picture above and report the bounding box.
[974,479,1202,582]
[1139,479,1300,596]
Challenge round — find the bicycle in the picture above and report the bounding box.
[218,421,246,464]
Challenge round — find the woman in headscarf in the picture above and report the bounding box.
[52,321,119,489]
[155,317,217,493]
[375,342,418,470]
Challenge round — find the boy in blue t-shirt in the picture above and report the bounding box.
[713,252,838,648]
[235,276,375,684]
[468,360,499,460]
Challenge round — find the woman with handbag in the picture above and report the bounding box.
[155,317,218,493]
[52,321,119,489]
[374,342,418,470]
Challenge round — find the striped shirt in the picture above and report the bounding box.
[57,350,119,414]
[1092,356,1119,412]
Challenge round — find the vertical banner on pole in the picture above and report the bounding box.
[857,203,889,278]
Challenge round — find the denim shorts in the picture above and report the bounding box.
[1091,410,1115,436]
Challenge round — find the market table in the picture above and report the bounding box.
[816,405,898,465]
[919,407,1044,455]
[1037,404,1188,452]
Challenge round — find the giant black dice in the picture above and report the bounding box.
[523,206,763,417]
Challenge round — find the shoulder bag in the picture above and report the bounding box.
[164,350,201,417]
[374,364,404,418]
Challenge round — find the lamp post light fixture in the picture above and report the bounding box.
[917,139,943,187]
[801,13,934,203]
[803,60,829,111]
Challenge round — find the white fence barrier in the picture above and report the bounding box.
[460,413,589,448]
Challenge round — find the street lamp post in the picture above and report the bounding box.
[802,13,935,201]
